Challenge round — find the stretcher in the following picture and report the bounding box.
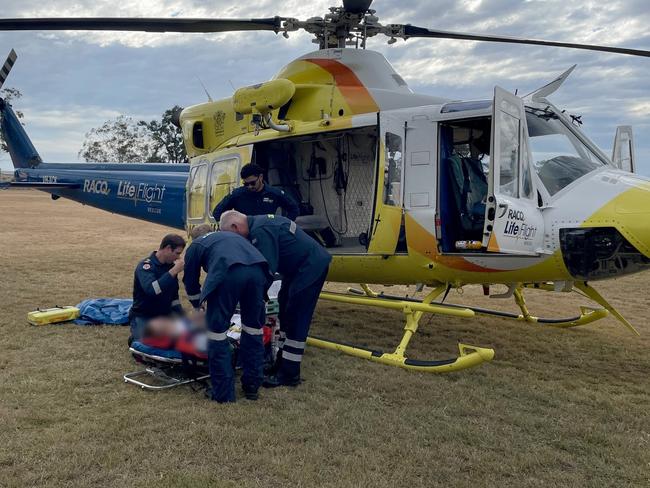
[125,341,210,390]
[124,315,279,391]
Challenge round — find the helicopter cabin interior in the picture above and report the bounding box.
[247,117,497,256]
[251,126,378,253]
[437,116,491,253]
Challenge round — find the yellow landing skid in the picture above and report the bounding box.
[309,286,495,373]
[523,282,638,334]
[354,286,611,330]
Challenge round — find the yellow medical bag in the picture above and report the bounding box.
[27,306,80,326]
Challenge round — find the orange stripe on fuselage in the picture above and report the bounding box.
[304,58,379,114]
[405,213,501,273]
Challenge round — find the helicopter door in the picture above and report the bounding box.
[404,115,436,211]
[207,154,241,222]
[482,87,544,255]
[368,112,405,255]
[187,161,209,223]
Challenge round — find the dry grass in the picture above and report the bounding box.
[0,190,649,487]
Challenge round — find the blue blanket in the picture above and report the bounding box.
[73,298,132,325]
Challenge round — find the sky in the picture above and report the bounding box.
[0,0,648,173]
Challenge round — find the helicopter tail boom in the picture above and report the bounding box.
[0,95,42,169]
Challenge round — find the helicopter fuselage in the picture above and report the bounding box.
[4,48,650,289]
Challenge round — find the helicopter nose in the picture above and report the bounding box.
[608,178,650,256]
[560,177,650,280]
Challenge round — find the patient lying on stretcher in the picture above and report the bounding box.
[138,311,274,360]
[140,311,208,357]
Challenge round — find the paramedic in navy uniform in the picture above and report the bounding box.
[183,224,271,403]
[212,163,300,222]
[219,210,332,387]
[129,234,186,344]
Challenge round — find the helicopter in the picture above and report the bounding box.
[1,0,649,373]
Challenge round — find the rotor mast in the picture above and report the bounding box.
[283,0,386,49]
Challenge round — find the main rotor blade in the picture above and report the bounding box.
[0,17,283,33]
[403,25,650,58]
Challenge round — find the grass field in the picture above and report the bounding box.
[0,190,649,487]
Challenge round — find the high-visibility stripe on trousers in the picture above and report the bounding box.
[276,266,329,381]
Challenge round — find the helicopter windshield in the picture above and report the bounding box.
[526,108,605,196]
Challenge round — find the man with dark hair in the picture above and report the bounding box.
[212,163,300,222]
[219,210,331,387]
[128,234,186,344]
[183,228,271,403]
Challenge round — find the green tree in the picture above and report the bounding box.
[140,106,187,164]
[79,107,187,164]
[0,87,24,153]
[78,115,157,163]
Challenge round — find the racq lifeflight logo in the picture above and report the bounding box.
[83,179,110,195]
[503,208,537,240]
[117,180,166,204]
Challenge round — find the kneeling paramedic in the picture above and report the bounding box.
[183,224,271,402]
[129,234,186,344]
[219,210,331,387]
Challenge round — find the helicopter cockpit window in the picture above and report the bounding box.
[192,122,204,149]
[497,110,520,197]
[526,109,604,196]
[384,132,403,206]
[521,136,534,199]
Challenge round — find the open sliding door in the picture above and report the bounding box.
[368,112,405,255]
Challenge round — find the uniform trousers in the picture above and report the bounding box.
[276,266,329,380]
[205,263,267,402]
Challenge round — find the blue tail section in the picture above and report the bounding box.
[1,96,189,229]
[0,97,42,168]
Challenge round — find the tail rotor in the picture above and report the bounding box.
[0,48,17,92]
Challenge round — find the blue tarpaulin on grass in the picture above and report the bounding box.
[73,298,132,325]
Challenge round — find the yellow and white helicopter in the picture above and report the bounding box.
[1,0,649,373]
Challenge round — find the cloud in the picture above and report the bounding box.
[0,0,648,174]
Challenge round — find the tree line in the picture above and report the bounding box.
[1,88,188,164]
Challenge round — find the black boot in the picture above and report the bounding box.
[241,385,259,401]
[264,350,283,375]
[262,374,301,388]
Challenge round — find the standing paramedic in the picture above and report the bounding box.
[129,234,186,345]
[183,224,271,403]
[219,210,331,387]
[212,163,300,221]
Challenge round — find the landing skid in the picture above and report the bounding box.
[357,287,609,329]
[309,281,637,373]
[309,286,495,373]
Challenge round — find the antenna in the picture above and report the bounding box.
[196,76,213,102]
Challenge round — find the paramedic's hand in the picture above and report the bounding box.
[169,258,185,277]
